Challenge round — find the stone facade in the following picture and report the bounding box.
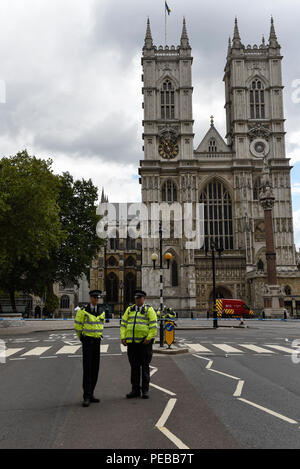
[139,18,300,315]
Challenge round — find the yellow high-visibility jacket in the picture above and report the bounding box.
[120,304,157,344]
[74,307,105,340]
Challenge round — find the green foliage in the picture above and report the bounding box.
[0,150,64,307]
[0,150,102,311]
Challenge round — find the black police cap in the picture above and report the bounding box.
[89,290,102,298]
[134,290,147,298]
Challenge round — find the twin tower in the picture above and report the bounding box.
[139,17,299,315]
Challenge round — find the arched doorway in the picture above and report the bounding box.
[106,272,119,303]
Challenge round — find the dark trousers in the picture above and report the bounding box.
[81,336,101,399]
[127,342,153,393]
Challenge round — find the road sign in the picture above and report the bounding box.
[164,320,175,348]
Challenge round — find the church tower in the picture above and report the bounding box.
[139,19,197,313]
[223,17,298,309]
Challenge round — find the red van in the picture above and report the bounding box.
[216,299,254,318]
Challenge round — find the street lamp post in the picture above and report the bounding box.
[205,238,224,328]
[151,220,172,347]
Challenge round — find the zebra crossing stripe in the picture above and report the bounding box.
[21,347,52,356]
[238,344,276,354]
[56,346,81,355]
[212,344,244,353]
[0,348,24,358]
[101,344,109,353]
[188,344,212,353]
[120,344,127,353]
[264,345,297,354]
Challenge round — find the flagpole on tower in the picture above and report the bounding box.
[165,2,167,45]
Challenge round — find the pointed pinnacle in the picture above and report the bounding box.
[180,17,190,48]
[269,16,279,47]
[145,18,152,40]
[232,17,242,48]
[144,17,153,48]
[181,17,188,39]
[233,17,241,40]
[227,36,232,55]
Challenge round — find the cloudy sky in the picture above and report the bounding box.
[0,0,299,245]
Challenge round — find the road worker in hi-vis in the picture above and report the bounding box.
[74,290,105,407]
[120,290,157,399]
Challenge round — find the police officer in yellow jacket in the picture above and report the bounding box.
[121,290,157,399]
[74,290,105,407]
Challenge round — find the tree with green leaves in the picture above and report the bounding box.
[0,150,64,312]
[0,151,102,313]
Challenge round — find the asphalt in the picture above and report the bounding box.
[2,324,300,448]
[0,330,239,449]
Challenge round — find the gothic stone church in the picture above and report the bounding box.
[138,17,300,315]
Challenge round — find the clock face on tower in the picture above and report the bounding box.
[158,135,179,159]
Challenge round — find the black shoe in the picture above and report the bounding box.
[82,399,91,407]
[142,392,149,399]
[90,397,100,403]
[126,391,141,399]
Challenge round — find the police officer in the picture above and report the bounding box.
[120,290,157,399]
[74,290,105,407]
[158,306,177,323]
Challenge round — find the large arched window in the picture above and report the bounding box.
[162,180,177,202]
[106,272,119,303]
[171,259,179,287]
[124,272,136,307]
[60,295,70,309]
[161,79,175,119]
[200,180,233,250]
[250,79,265,119]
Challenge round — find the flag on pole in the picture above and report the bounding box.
[165,2,171,15]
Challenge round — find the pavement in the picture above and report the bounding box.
[0,318,250,337]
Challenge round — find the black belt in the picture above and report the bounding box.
[81,335,101,342]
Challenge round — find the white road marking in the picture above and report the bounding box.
[56,345,81,355]
[192,354,213,369]
[100,344,109,353]
[238,398,298,424]
[155,399,189,449]
[158,427,189,450]
[188,344,212,353]
[150,383,176,396]
[155,398,176,428]
[0,348,24,358]
[212,344,244,353]
[265,345,297,354]
[9,358,26,361]
[238,344,276,354]
[233,380,244,397]
[192,354,211,361]
[150,366,158,377]
[208,368,240,380]
[39,356,58,359]
[21,347,52,356]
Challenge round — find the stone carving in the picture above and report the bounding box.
[248,123,271,141]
